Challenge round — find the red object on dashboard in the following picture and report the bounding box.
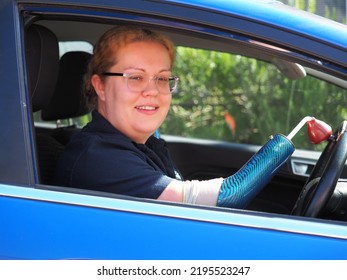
[307,117,332,144]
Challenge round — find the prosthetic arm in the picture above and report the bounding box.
[217,133,294,208]
[182,117,332,209]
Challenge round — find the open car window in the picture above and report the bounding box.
[34,25,347,153]
[18,2,347,220]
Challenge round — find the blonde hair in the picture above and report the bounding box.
[85,26,175,108]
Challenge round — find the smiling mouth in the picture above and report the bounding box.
[135,106,158,111]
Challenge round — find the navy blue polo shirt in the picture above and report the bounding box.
[54,110,181,199]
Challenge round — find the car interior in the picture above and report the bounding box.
[23,13,347,222]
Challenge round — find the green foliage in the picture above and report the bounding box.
[307,0,316,13]
[281,0,346,24]
[160,47,347,151]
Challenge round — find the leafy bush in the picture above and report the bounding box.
[161,47,347,151]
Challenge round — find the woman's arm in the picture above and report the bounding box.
[157,178,222,206]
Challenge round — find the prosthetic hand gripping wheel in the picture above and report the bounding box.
[217,117,332,209]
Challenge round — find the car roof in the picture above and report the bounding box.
[172,0,347,49]
[29,0,347,46]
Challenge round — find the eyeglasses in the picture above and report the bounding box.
[101,72,179,94]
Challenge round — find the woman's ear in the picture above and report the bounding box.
[91,74,106,101]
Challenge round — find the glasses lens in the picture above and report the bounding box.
[156,76,172,93]
[127,74,145,92]
[126,73,178,94]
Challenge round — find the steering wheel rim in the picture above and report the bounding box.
[292,121,347,217]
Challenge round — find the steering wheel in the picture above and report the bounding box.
[292,121,347,217]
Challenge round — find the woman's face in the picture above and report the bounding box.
[92,41,172,143]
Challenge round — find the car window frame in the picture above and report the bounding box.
[6,1,346,235]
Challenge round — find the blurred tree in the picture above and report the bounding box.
[161,46,347,151]
[282,0,346,23]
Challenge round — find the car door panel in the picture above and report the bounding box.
[1,184,347,259]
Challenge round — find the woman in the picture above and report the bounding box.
[54,26,294,208]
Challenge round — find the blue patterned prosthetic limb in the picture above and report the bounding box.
[217,134,294,208]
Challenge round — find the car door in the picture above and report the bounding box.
[1,0,347,260]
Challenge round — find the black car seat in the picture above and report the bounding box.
[41,51,92,145]
[25,24,65,185]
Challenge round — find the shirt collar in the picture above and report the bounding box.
[88,110,160,147]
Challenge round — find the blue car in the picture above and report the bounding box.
[1,0,347,260]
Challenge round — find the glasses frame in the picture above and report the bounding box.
[101,72,179,94]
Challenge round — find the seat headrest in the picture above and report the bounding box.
[41,51,92,121]
[25,24,59,112]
